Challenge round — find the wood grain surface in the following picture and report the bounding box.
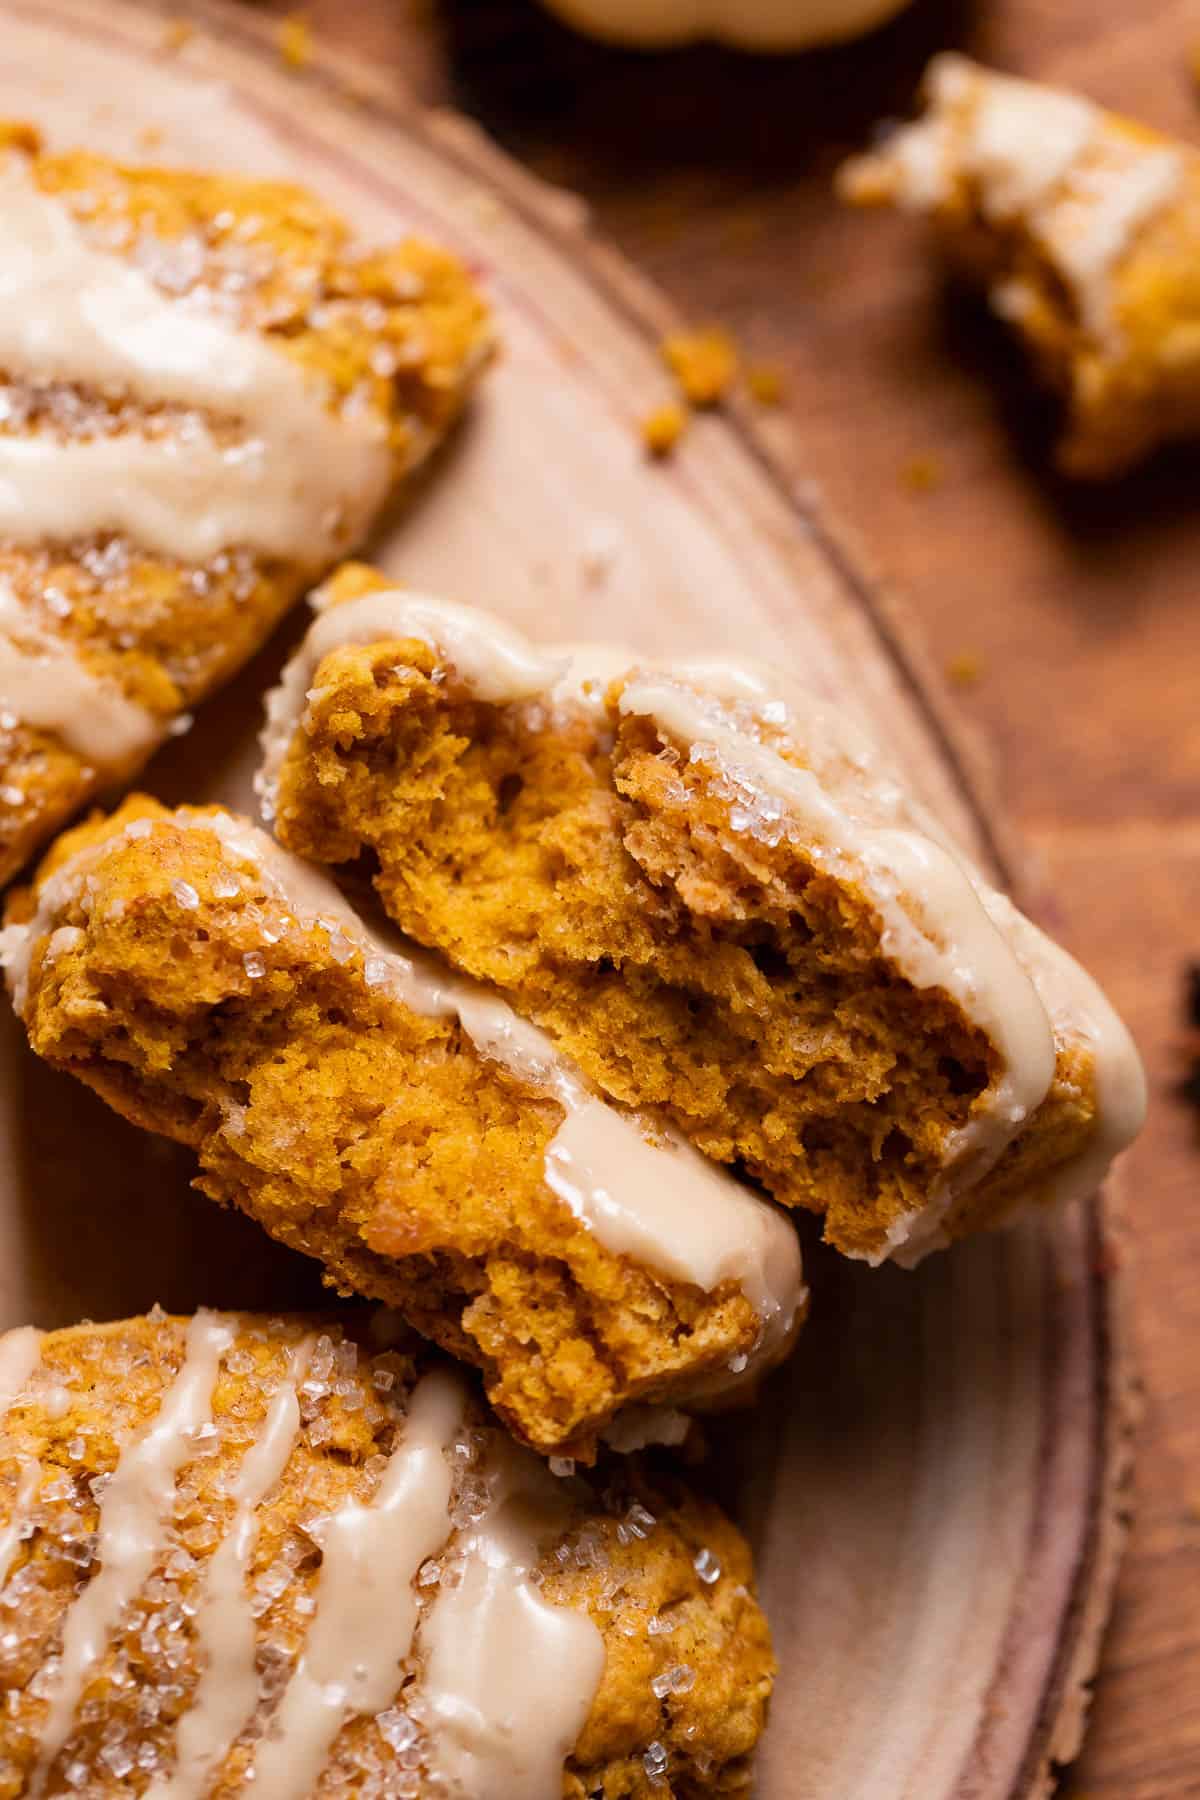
[2,0,1192,1791]
[218,3,1200,1792]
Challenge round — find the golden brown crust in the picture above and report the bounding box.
[5,799,770,1459]
[0,1312,773,1798]
[0,124,492,886]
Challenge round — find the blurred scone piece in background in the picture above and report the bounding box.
[538,0,911,53]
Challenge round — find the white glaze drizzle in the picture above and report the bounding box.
[260,587,1145,1264]
[258,587,793,800]
[0,1325,42,1413]
[419,1436,605,1800]
[30,1312,235,1793]
[2,808,804,1370]
[0,1458,41,1589]
[544,1098,790,1333]
[975,895,1147,1211]
[0,581,160,773]
[0,159,391,564]
[0,1328,44,1594]
[923,54,1095,217]
[146,1338,314,1800]
[1046,141,1184,329]
[246,1367,467,1800]
[7,1326,613,1797]
[617,672,1059,1250]
[258,587,566,807]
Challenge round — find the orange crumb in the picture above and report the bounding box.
[137,126,165,153]
[746,364,785,407]
[0,123,40,156]
[946,652,984,688]
[641,402,688,457]
[661,327,738,407]
[279,14,313,70]
[161,18,193,52]
[901,453,943,493]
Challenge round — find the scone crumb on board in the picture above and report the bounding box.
[279,13,313,70]
[901,452,944,493]
[661,326,739,406]
[641,400,689,456]
[746,362,786,406]
[946,650,985,687]
[160,17,193,52]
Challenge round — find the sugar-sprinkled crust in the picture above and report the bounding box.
[0,1311,774,1798]
[0,121,491,885]
[1,798,805,1460]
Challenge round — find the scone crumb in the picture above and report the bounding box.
[901,452,943,493]
[160,17,193,52]
[946,650,984,687]
[279,13,313,70]
[661,327,738,406]
[641,401,689,457]
[746,363,785,406]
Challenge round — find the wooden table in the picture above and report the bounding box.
[238,3,1199,1789]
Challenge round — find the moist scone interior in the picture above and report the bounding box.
[7,800,778,1459]
[271,617,1057,1260]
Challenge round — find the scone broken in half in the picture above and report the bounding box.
[0,1311,774,1797]
[0,121,491,886]
[260,567,1145,1267]
[0,800,804,1461]
[839,54,1200,476]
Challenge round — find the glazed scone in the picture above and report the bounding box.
[260,567,1146,1266]
[0,1311,774,1797]
[838,55,1200,476]
[0,120,491,885]
[0,800,804,1460]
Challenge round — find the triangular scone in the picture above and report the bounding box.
[1,800,805,1460]
[0,1311,773,1797]
[260,565,1146,1266]
[839,55,1200,476]
[0,122,491,885]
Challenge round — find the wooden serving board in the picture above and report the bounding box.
[0,4,1138,1794]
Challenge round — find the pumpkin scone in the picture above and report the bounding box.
[0,1310,774,1797]
[0,120,491,886]
[260,567,1145,1267]
[0,800,804,1461]
[838,54,1200,476]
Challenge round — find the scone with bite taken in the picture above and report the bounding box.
[0,1310,774,1797]
[0,800,805,1461]
[839,55,1200,476]
[0,120,491,886]
[260,565,1145,1266]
